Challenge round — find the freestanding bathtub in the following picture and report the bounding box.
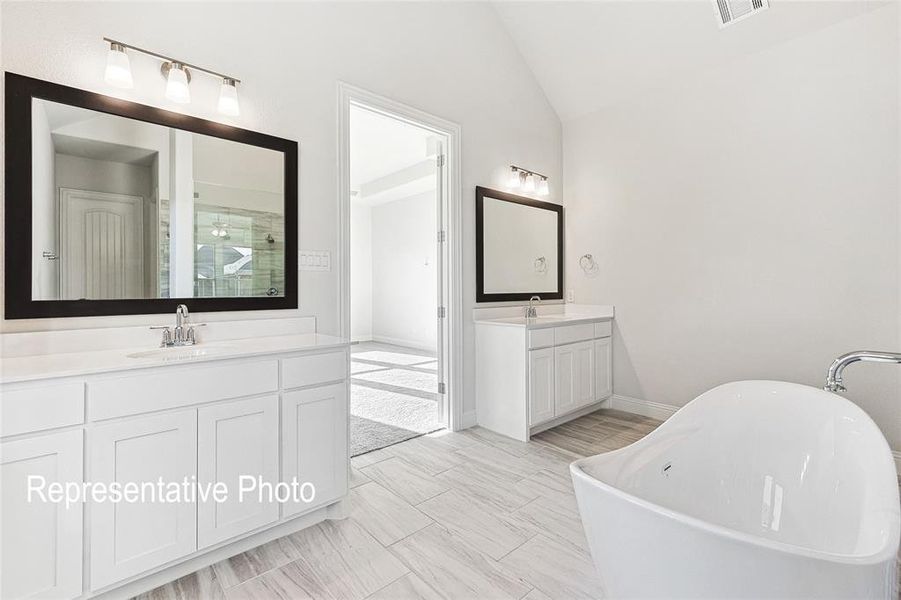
[571,380,900,599]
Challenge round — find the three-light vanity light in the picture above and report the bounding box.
[104,38,241,116]
[507,165,550,196]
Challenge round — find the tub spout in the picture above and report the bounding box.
[825,350,901,393]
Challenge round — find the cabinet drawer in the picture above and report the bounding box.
[594,321,612,339]
[554,323,595,345]
[1,382,84,437]
[282,351,347,390]
[90,359,279,421]
[528,328,555,350]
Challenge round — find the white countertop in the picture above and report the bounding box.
[0,333,349,385]
[473,305,614,329]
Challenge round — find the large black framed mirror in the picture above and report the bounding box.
[475,186,563,303]
[4,73,298,319]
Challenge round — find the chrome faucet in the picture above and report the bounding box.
[526,295,541,318]
[824,350,901,392]
[151,304,205,347]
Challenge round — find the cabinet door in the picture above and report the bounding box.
[555,341,595,415]
[198,396,279,549]
[90,410,196,590]
[1,430,83,600]
[282,383,348,517]
[529,348,555,426]
[594,337,613,401]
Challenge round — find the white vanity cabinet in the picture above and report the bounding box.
[528,348,555,426]
[197,395,280,549]
[90,410,198,589]
[1,430,84,600]
[282,383,348,516]
[475,309,613,442]
[0,335,350,599]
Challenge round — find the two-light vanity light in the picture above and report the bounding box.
[104,38,241,116]
[507,165,550,196]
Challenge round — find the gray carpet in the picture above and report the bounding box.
[350,343,443,457]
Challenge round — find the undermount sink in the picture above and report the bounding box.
[126,345,234,361]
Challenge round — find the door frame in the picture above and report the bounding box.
[337,82,463,431]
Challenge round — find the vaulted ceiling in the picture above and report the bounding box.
[492,0,887,122]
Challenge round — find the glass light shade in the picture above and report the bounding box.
[165,64,191,104]
[523,173,536,193]
[537,177,550,196]
[104,44,133,89]
[218,79,240,116]
[508,167,521,189]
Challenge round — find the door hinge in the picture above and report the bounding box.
[438,306,446,318]
[438,382,446,394]
[438,230,446,243]
[436,154,446,167]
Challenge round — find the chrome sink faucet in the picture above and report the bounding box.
[526,295,541,318]
[151,304,205,347]
[824,350,901,392]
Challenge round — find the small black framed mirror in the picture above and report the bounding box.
[4,73,298,319]
[475,186,563,303]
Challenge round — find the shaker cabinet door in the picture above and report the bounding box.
[90,410,197,590]
[197,395,279,549]
[282,383,348,517]
[1,430,83,600]
[529,348,556,426]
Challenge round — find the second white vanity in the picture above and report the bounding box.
[475,305,614,441]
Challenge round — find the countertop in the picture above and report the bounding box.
[473,306,614,329]
[0,333,349,385]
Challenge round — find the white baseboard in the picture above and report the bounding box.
[370,335,435,353]
[610,394,679,421]
[460,409,477,429]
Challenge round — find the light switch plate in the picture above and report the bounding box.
[299,250,330,271]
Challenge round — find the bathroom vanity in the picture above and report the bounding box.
[474,306,613,441]
[0,332,349,599]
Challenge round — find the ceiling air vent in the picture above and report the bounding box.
[714,0,768,28]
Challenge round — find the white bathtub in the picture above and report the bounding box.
[571,380,900,599]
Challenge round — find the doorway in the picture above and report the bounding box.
[338,85,462,457]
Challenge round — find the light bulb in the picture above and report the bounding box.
[508,167,521,189]
[523,173,536,193]
[218,78,240,116]
[104,42,133,89]
[537,177,549,196]
[165,63,191,104]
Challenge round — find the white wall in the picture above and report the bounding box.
[350,202,373,342]
[564,6,901,449]
[0,2,562,422]
[31,101,57,300]
[371,191,437,351]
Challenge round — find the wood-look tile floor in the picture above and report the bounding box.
[136,409,658,600]
[137,410,901,600]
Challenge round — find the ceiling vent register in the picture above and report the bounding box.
[714,0,768,27]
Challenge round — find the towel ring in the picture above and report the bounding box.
[579,254,597,272]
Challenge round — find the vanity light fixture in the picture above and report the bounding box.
[101,37,241,115]
[523,173,536,193]
[508,165,550,197]
[508,166,522,189]
[218,78,240,116]
[163,62,191,104]
[104,42,134,89]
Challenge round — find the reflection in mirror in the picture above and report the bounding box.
[31,99,285,301]
[475,187,563,302]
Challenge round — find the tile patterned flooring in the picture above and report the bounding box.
[136,409,659,600]
[135,409,901,600]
